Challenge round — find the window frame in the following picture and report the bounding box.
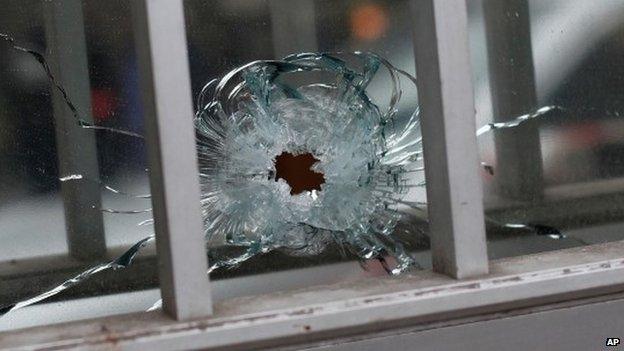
[2,240,624,349]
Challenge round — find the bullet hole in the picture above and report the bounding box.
[274,152,325,195]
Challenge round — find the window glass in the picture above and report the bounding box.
[0,0,155,327]
[1,0,426,330]
[471,0,624,259]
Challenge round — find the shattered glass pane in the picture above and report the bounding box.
[1,0,431,322]
[5,0,624,326]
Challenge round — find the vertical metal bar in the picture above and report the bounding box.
[269,0,318,58]
[43,0,107,261]
[483,0,542,201]
[131,0,212,320]
[412,0,489,278]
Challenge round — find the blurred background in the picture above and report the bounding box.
[2,0,624,326]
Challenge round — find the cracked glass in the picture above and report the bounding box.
[0,0,429,329]
[0,0,156,329]
[471,0,624,259]
[4,0,622,331]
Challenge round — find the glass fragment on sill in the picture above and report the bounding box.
[0,33,566,317]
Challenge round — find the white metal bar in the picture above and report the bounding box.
[43,0,107,261]
[411,0,489,278]
[269,0,318,58]
[483,0,543,201]
[3,239,624,350]
[131,0,212,320]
